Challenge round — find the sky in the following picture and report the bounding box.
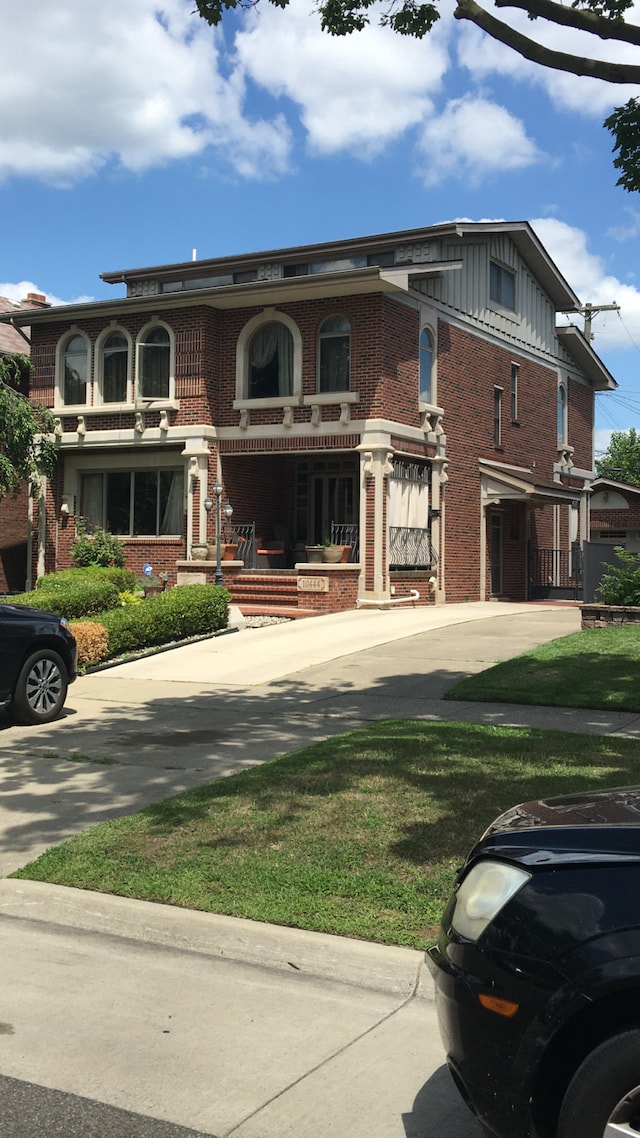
[1,0,640,455]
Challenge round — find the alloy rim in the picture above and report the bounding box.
[25,659,63,714]
[605,1086,640,1137]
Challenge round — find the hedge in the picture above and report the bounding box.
[92,585,230,658]
[35,567,137,593]
[11,577,121,619]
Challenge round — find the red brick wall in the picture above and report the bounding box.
[0,486,28,593]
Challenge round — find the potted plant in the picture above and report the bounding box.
[322,540,343,564]
[191,542,208,561]
[305,544,324,564]
[137,573,163,598]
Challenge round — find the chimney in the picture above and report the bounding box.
[21,292,50,308]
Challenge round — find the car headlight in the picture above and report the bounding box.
[59,617,71,633]
[451,859,531,942]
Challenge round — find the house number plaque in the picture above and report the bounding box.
[298,576,329,592]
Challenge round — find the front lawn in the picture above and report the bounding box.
[445,626,640,712]
[14,719,640,948]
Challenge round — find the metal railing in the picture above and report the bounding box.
[229,522,256,569]
[330,523,360,561]
[389,527,437,569]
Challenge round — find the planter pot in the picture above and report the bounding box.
[143,584,163,598]
[191,544,208,561]
[322,546,343,564]
[305,545,324,564]
[223,543,239,561]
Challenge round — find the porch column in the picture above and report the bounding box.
[182,440,213,554]
[357,442,394,602]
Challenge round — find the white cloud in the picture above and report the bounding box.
[532,217,640,350]
[0,281,92,307]
[416,96,541,185]
[234,0,450,157]
[0,0,292,184]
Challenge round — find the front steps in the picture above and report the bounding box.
[228,572,319,619]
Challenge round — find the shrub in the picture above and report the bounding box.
[94,585,229,658]
[71,521,125,568]
[596,547,640,606]
[12,578,121,619]
[119,590,143,607]
[35,566,137,594]
[70,621,109,666]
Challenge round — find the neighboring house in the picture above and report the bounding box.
[0,223,616,611]
[0,293,49,594]
[590,477,640,553]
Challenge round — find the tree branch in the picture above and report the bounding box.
[494,0,640,46]
[455,0,640,80]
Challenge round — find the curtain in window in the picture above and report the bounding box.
[64,335,89,405]
[79,473,104,531]
[160,470,184,535]
[103,332,128,403]
[140,327,170,399]
[249,322,293,397]
[388,478,429,529]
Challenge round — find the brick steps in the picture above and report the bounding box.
[228,573,317,618]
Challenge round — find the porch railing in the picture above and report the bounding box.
[330,523,360,561]
[389,527,437,569]
[528,546,582,599]
[229,522,256,569]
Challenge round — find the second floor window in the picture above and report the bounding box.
[139,325,171,399]
[249,321,293,399]
[318,316,350,393]
[102,331,129,403]
[63,334,89,405]
[490,261,515,311]
[419,328,434,403]
[494,386,503,446]
[557,382,567,444]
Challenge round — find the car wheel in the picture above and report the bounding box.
[558,1029,640,1138]
[12,650,68,725]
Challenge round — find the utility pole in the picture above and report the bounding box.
[574,301,620,342]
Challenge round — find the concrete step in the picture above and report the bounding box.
[236,604,319,619]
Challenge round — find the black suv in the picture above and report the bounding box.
[428,785,640,1138]
[0,603,77,725]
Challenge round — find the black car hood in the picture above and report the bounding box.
[472,786,640,866]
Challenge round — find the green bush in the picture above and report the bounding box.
[71,522,125,568]
[94,585,229,658]
[35,566,137,594]
[596,547,640,606]
[13,577,121,619]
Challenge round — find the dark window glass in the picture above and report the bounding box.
[419,328,434,403]
[319,316,350,393]
[105,472,131,535]
[490,262,515,310]
[139,326,170,399]
[133,471,158,535]
[494,387,502,446]
[63,334,89,405]
[103,332,128,403]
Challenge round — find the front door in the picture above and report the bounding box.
[311,471,356,544]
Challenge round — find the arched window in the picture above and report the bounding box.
[419,328,434,404]
[101,330,129,403]
[249,321,293,399]
[318,316,350,393]
[557,382,567,444]
[138,324,171,400]
[63,334,89,406]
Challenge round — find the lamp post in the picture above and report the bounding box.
[205,482,233,586]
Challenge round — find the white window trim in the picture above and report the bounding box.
[55,327,91,409]
[557,379,568,445]
[419,323,436,407]
[136,319,176,403]
[94,323,133,407]
[235,309,302,404]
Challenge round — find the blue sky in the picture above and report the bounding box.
[2,0,640,454]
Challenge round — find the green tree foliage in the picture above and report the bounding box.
[596,546,640,605]
[193,0,640,191]
[596,428,640,485]
[0,353,58,498]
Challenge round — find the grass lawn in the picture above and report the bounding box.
[14,719,640,948]
[445,626,640,712]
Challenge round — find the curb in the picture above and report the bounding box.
[0,879,434,1000]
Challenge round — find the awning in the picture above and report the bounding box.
[480,459,583,506]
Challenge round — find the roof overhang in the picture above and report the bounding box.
[480,459,583,506]
[556,325,617,391]
[0,263,460,328]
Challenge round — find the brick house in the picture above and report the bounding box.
[0,222,616,612]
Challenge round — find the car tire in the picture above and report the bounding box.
[558,1029,640,1138]
[11,650,69,725]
